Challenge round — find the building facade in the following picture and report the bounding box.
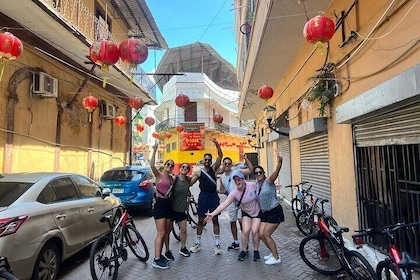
[235,0,420,261]
[0,0,167,179]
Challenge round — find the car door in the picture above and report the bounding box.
[45,176,88,254]
[71,175,113,242]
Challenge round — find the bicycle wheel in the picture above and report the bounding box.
[296,209,317,236]
[0,271,19,280]
[172,220,181,241]
[292,198,310,217]
[124,224,149,262]
[188,201,198,225]
[376,261,409,280]
[90,236,118,280]
[299,234,343,275]
[345,250,378,280]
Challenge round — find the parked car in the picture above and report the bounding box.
[0,172,120,280]
[100,166,155,214]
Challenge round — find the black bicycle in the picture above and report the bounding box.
[172,190,199,241]
[299,207,378,279]
[296,197,337,236]
[285,181,313,217]
[0,256,18,280]
[90,195,149,280]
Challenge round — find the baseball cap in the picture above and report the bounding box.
[232,171,245,179]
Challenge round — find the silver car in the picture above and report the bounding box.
[0,172,120,280]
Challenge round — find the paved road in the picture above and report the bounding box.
[57,185,337,280]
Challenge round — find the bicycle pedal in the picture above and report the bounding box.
[336,272,348,280]
[120,248,128,261]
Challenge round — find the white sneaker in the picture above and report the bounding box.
[214,245,222,255]
[265,256,282,265]
[264,253,273,260]
[190,243,202,253]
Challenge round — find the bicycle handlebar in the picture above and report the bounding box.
[352,221,420,239]
[101,194,138,215]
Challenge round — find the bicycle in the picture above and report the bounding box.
[352,222,420,280]
[0,256,18,280]
[299,207,378,279]
[296,197,337,236]
[285,181,312,217]
[90,195,149,280]
[172,190,199,241]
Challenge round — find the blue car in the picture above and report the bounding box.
[100,166,155,214]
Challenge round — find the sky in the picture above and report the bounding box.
[142,0,238,100]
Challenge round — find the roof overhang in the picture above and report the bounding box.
[239,0,332,120]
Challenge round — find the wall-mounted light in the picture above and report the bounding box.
[247,133,261,149]
[264,105,289,136]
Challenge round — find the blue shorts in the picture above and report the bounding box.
[153,197,172,220]
[260,204,285,223]
[197,192,220,217]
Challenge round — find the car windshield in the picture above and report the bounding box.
[101,170,144,181]
[0,182,32,207]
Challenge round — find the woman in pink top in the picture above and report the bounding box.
[151,142,175,269]
[205,171,261,261]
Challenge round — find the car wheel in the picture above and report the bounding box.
[32,242,60,280]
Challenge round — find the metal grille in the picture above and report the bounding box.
[356,144,420,261]
[300,133,332,215]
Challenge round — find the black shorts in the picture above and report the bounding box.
[260,204,285,224]
[172,211,187,222]
[153,197,172,220]
[197,192,220,217]
[241,210,261,219]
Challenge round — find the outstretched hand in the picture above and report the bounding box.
[204,212,213,223]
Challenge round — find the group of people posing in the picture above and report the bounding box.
[150,137,284,269]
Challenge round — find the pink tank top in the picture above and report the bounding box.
[156,176,171,198]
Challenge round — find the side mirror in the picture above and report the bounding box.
[102,187,111,198]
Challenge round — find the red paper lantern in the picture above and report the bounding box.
[82,96,98,112]
[136,124,144,132]
[176,125,185,132]
[119,38,148,65]
[0,32,23,81]
[89,40,119,87]
[115,115,126,126]
[213,114,223,124]
[152,132,159,139]
[175,94,190,108]
[128,97,144,110]
[303,15,335,44]
[165,131,172,139]
[258,85,274,100]
[145,117,155,126]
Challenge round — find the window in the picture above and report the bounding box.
[51,177,79,201]
[73,175,102,198]
[38,184,58,204]
[0,182,31,206]
[185,102,197,122]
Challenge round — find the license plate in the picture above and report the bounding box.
[112,188,124,194]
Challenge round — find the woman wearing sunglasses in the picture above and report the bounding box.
[204,171,261,262]
[151,142,175,269]
[254,149,284,265]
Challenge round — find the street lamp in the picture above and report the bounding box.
[264,105,289,137]
[246,134,261,149]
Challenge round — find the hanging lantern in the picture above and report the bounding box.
[303,15,335,44]
[119,38,148,65]
[82,96,98,123]
[128,97,144,110]
[89,39,120,87]
[115,115,127,126]
[175,94,190,109]
[165,131,172,139]
[136,124,144,132]
[258,85,274,101]
[0,32,23,82]
[213,114,223,124]
[144,116,155,126]
[176,125,185,132]
[152,132,159,139]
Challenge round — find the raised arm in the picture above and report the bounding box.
[150,142,162,179]
[189,169,200,186]
[239,152,254,177]
[267,149,283,183]
[210,137,223,172]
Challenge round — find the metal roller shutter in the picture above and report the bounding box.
[277,139,292,202]
[300,133,332,215]
[353,101,420,147]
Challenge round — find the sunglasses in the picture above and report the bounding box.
[166,163,174,168]
[224,162,232,166]
[255,171,264,175]
[204,158,212,162]
[181,165,190,169]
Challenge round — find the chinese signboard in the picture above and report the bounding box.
[179,123,205,151]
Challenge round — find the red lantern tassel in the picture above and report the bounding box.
[0,59,8,82]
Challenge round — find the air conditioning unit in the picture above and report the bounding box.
[32,72,58,98]
[100,101,116,119]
